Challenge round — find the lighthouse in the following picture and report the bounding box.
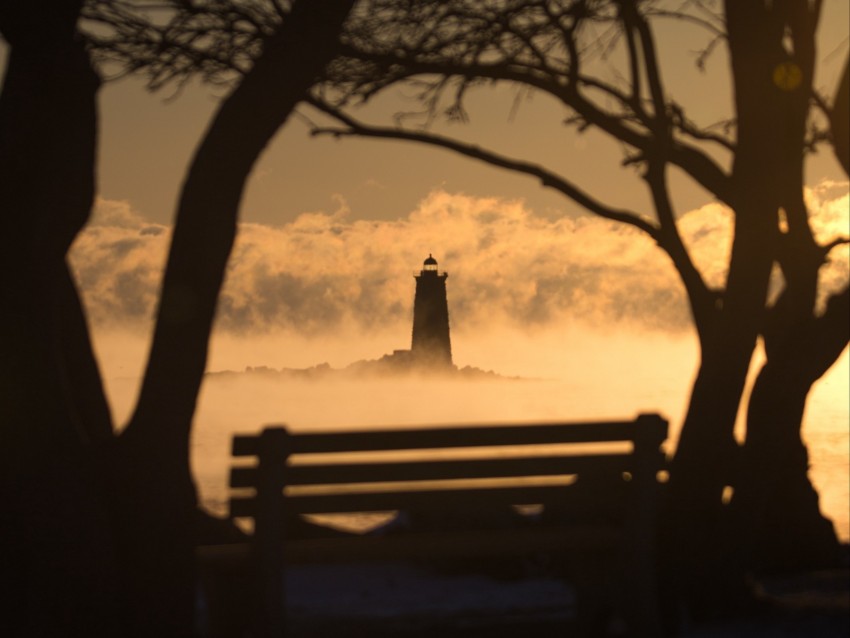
[410,254,453,368]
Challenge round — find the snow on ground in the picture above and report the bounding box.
[277,562,849,637]
[197,550,848,636]
[287,563,574,620]
[282,562,575,637]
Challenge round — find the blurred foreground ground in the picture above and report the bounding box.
[241,564,849,637]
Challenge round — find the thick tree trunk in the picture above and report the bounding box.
[663,1,808,614]
[732,288,849,570]
[111,3,356,634]
[664,323,763,614]
[0,5,118,635]
[665,136,780,615]
[725,0,841,573]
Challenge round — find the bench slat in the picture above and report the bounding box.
[229,453,661,488]
[285,418,664,454]
[289,453,646,485]
[232,481,626,517]
[233,415,667,458]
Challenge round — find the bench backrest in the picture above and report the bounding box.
[229,413,668,521]
[228,414,668,637]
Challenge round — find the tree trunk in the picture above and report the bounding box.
[664,324,763,614]
[111,2,356,634]
[732,287,849,570]
[664,135,780,615]
[0,4,119,635]
[725,0,841,572]
[663,1,803,614]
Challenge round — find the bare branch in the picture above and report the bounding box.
[693,33,724,72]
[331,48,734,202]
[81,0,275,88]
[671,103,735,151]
[306,96,660,239]
[621,1,642,105]
[619,0,667,131]
[643,158,717,340]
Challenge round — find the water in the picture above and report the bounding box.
[181,348,848,541]
[95,327,848,540]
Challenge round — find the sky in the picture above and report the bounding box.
[87,0,849,227]
[64,0,849,391]
[2,2,849,534]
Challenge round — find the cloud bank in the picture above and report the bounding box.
[69,186,848,337]
[67,192,848,543]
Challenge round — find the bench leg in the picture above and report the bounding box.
[572,553,614,637]
[619,546,663,638]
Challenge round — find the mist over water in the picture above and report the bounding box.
[94,323,849,541]
[76,186,849,540]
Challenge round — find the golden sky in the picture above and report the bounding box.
[73,3,850,375]
[82,1,850,540]
[59,0,847,369]
[88,0,849,226]
[3,0,846,418]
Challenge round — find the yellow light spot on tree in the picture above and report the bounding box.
[778,208,789,233]
[773,62,803,91]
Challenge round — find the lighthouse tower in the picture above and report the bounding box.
[411,254,453,368]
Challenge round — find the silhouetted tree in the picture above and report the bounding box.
[730,51,849,571]
[0,3,116,635]
[297,0,849,611]
[1,1,355,635]
[3,0,845,630]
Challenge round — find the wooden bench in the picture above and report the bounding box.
[228,413,668,637]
